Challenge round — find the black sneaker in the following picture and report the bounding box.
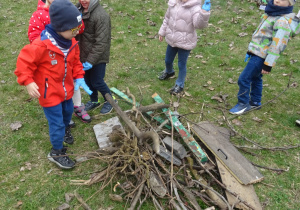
[85,101,100,111]
[100,101,114,115]
[159,71,175,80]
[64,127,74,144]
[170,85,183,95]
[296,119,300,126]
[47,147,75,169]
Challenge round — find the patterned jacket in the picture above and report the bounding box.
[248,13,300,72]
[159,0,210,50]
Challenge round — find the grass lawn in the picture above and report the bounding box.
[0,0,299,209]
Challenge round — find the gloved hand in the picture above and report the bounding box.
[74,78,93,95]
[202,0,211,12]
[244,53,251,62]
[82,62,93,71]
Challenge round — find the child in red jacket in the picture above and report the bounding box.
[15,0,92,169]
[28,0,89,125]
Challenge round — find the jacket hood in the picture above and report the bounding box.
[168,0,201,8]
[88,0,99,12]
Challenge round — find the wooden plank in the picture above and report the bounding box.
[217,159,262,210]
[110,87,171,129]
[191,121,264,185]
[152,93,208,163]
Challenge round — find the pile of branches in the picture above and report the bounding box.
[73,122,233,210]
[70,91,260,210]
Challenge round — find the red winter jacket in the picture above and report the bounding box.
[28,1,85,43]
[28,5,50,43]
[15,36,85,107]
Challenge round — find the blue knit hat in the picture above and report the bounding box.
[49,0,82,32]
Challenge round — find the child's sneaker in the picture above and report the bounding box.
[100,100,115,115]
[229,103,251,115]
[85,101,100,111]
[74,104,91,123]
[47,147,75,169]
[296,119,300,126]
[64,126,74,144]
[249,101,262,110]
[159,71,175,80]
[170,85,183,95]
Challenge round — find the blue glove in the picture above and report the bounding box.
[244,53,251,62]
[74,78,93,95]
[202,0,211,12]
[82,62,93,71]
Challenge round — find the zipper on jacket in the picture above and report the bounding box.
[44,78,48,99]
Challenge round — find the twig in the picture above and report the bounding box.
[251,162,289,172]
[74,192,92,210]
[128,180,146,210]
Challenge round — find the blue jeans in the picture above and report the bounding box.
[43,99,73,150]
[165,45,191,88]
[84,63,112,102]
[237,55,264,104]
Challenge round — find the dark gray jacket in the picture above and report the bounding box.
[76,0,111,65]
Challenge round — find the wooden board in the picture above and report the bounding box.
[217,159,262,210]
[191,121,264,185]
[152,93,208,163]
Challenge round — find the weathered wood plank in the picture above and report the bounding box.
[191,121,264,185]
[217,159,262,210]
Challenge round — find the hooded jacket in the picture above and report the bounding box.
[158,0,210,50]
[14,33,85,107]
[248,13,300,71]
[76,0,111,65]
[28,2,50,43]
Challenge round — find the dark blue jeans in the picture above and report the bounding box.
[84,63,112,102]
[237,55,264,104]
[43,99,73,150]
[165,45,191,88]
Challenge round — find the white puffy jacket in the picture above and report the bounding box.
[159,0,210,50]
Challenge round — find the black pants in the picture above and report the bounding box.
[84,63,111,102]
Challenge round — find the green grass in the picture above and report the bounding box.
[1,0,300,209]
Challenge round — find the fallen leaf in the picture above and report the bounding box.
[208,87,215,91]
[232,119,242,126]
[65,193,74,203]
[228,78,236,84]
[195,54,203,58]
[137,33,143,36]
[282,73,290,76]
[201,60,207,64]
[211,95,223,103]
[238,32,248,37]
[57,203,70,210]
[290,82,298,88]
[15,201,23,208]
[184,91,191,97]
[109,194,123,202]
[263,84,269,87]
[252,117,263,123]
[207,81,212,85]
[1,80,6,84]
[10,122,22,131]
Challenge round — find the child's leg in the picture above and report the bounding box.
[237,55,264,104]
[90,63,112,101]
[250,72,263,103]
[84,69,98,102]
[72,86,82,107]
[165,45,177,74]
[62,99,74,127]
[43,100,73,150]
[176,48,191,88]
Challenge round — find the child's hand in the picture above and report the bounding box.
[202,0,211,12]
[26,82,40,98]
[261,70,270,74]
[159,35,164,42]
[74,78,93,95]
